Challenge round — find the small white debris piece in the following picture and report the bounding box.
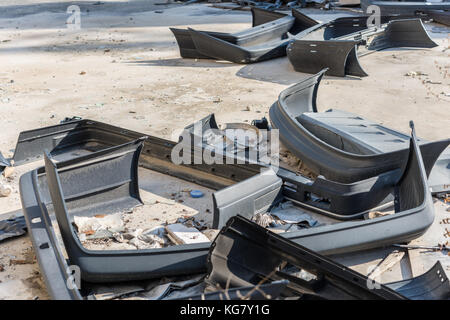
[74,212,124,233]
[165,223,210,245]
[404,71,428,77]
[2,167,14,179]
[0,183,12,197]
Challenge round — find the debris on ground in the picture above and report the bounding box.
[9,247,36,265]
[202,229,219,241]
[393,243,449,253]
[2,167,14,179]
[190,190,204,198]
[368,210,395,219]
[0,215,27,242]
[269,201,318,227]
[120,274,205,300]
[0,182,12,197]
[252,212,276,228]
[74,212,124,235]
[279,147,317,179]
[405,71,428,77]
[166,223,211,245]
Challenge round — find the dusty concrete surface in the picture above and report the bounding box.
[0,0,449,299]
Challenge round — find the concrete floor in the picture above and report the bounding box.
[0,0,449,299]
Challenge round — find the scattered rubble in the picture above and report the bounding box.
[166,223,210,245]
[0,182,12,197]
[405,71,428,77]
[2,167,14,179]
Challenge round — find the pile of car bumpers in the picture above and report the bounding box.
[172,7,439,77]
[3,7,448,300]
[10,70,449,299]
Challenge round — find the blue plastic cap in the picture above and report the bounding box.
[190,190,204,198]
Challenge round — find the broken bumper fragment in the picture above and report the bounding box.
[17,118,439,299]
[287,16,437,77]
[171,8,318,64]
[269,70,450,193]
[206,215,449,300]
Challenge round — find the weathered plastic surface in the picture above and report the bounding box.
[269,70,450,188]
[171,8,318,64]
[206,215,406,300]
[41,137,286,282]
[186,113,398,218]
[386,262,450,300]
[287,17,437,77]
[12,119,137,166]
[426,10,450,26]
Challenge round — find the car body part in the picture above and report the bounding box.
[361,0,450,17]
[386,261,450,300]
[0,151,10,172]
[171,280,289,300]
[287,16,437,77]
[41,139,281,284]
[205,215,406,299]
[185,113,398,217]
[19,118,434,299]
[0,215,27,242]
[426,10,450,26]
[171,8,318,63]
[269,69,450,193]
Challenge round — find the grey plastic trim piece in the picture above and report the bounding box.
[171,8,318,64]
[386,261,450,300]
[269,70,450,190]
[206,215,406,300]
[287,17,437,77]
[213,171,283,228]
